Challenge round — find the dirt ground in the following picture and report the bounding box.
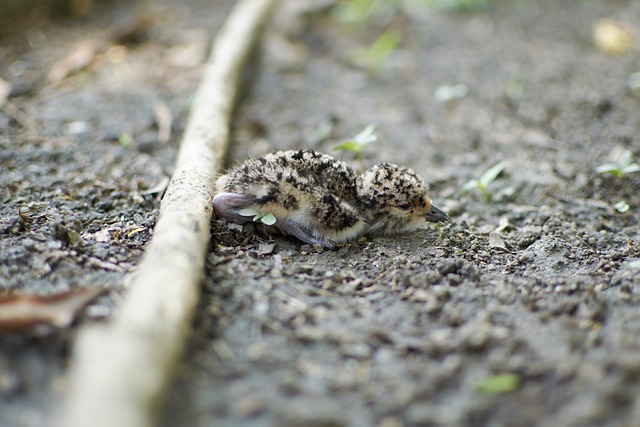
[2,0,640,426]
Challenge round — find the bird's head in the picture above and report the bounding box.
[356,163,450,236]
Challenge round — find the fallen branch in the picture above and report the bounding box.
[55,1,277,427]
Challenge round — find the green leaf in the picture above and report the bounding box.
[623,163,640,174]
[495,186,516,201]
[333,141,365,153]
[333,124,377,155]
[369,30,402,61]
[597,151,639,177]
[596,163,621,174]
[348,29,402,73]
[239,208,259,217]
[353,124,378,145]
[118,132,134,149]
[261,213,277,225]
[462,179,481,192]
[614,200,630,213]
[479,161,507,188]
[67,230,82,246]
[434,84,469,103]
[619,150,633,168]
[476,373,521,394]
[238,208,276,225]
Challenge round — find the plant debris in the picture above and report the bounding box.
[0,288,107,334]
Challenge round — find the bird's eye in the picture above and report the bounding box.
[396,202,414,211]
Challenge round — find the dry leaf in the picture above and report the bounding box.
[0,288,106,334]
[488,232,508,251]
[47,39,103,84]
[127,227,145,237]
[495,216,512,234]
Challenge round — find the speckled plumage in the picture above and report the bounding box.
[214,149,449,247]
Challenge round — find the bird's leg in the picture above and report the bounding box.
[213,192,256,222]
[276,218,336,249]
[214,192,336,248]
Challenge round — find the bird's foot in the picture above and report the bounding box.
[277,218,336,249]
[214,192,336,249]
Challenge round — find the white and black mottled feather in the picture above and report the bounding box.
[213,149,449,248]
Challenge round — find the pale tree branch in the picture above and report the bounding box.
[55,1,277,426]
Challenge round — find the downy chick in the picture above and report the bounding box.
[213,149,449,248]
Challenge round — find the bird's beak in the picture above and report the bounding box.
[423,204,450,223]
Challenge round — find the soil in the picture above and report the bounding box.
[2,1,640,427]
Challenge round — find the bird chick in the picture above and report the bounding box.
[213,149,449,248]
